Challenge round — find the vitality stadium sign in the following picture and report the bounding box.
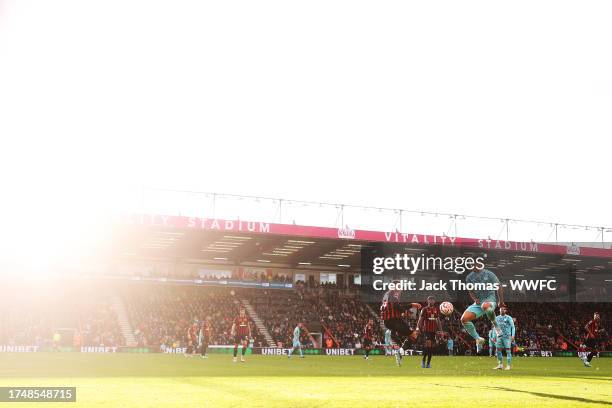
[126,214,612,258]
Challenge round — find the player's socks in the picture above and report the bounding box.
[475,337,485,353]
[426,349,432,366]
[241,346,246,356]
[485,307,496,323]
[506,349,512,366]
[233,345,238,358]
[299,348,303,358]
[587,352,594,362]
[497,350,503,364]
[462,321,480,340]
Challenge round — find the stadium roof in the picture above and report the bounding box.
[109,214,612,275]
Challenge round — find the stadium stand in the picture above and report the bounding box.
[0,281,123,348]
[1,280,610,354]
[122,285,267,348]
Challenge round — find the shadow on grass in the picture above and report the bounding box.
[483,385,612,406]
[433,383,612,406]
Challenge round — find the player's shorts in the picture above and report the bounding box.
[292,339,301,348]
[384,319,414,349]
[234,335,248,344]
[585,338,598,350]
[465,301,497,318]
[495,336,511,349]
[423,332,436,342]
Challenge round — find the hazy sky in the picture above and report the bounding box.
[1,0,610,236]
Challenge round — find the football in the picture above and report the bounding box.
[439,301,454,316]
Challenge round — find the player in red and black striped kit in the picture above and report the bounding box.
[185,322,199,357]
[362,318,375,360]
[415,296,444,368]
[200,316,212,359]
[231,308,251,363]
[582,312,605,367]
[380,282,422,366]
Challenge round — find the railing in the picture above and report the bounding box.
[136,188,611,248]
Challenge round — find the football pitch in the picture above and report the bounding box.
[0,353,610,407]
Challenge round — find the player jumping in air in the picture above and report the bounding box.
[288,323,305,358]
[493,306,515,370]
[415,296,443,368]
[488,328,496,357]
[200,316,212,359]
[362,318,375,360]
[460,264,504,354]
[582,312,604,367]
[231,308,251,363]
[380,281,422,367]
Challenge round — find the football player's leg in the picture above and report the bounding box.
[482,301,497,325]
[587,340,596,362]
[241,339,247,356]
[496,349,503,366]
[398,326,415,351]
[461,307,481,341]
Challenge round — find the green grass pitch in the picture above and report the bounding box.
[0,353,610,407]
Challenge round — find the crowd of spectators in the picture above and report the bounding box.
[248,286,379,348]
[2,280,610,355]
[0,282,122,348]
[77,299,123,348]
[123,285,266,349]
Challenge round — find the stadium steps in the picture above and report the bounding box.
[110,296,137,347]
[366,304,396,346]
[241,299,277,347]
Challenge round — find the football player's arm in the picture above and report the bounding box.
[436,316,443,333]
[230,322,236,337]
[468,291,479,304]
[248,322,252,338]
[415,309,424,333]
[585,322,594,337]
[510,318,516,341]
